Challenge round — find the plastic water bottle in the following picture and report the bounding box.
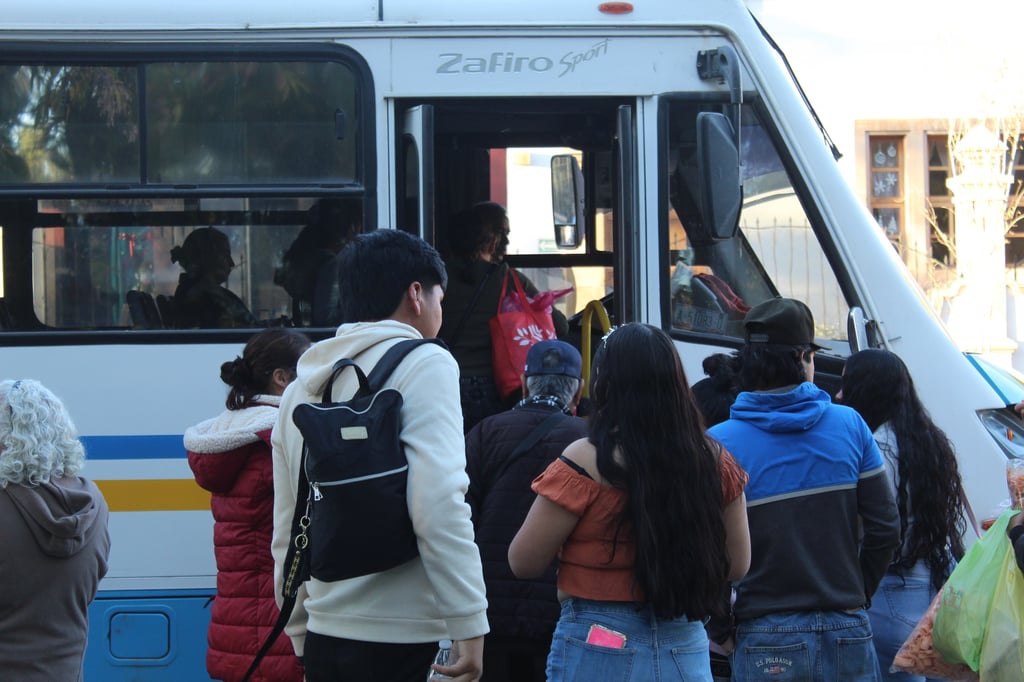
[427,639,453,680]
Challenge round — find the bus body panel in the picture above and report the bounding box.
[2,0,748,31]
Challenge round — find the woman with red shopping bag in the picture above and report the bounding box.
[439,202,568,432]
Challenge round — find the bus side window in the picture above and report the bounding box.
[274,199,361,327]
[17,199,357,331]
[665,101,849,349]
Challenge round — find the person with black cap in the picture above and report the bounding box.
[464,340,588,682]
[706,298,900,682]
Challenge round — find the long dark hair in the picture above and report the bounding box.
[840,349,966,587]
[446,201,507,264]
[589,323,728,619]
[221,328,311,410]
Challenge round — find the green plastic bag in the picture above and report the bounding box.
[978,537,1024,681]
[933,509,1016,671]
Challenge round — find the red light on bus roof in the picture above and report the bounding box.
[598,2,634,14]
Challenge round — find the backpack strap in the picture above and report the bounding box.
[319,338,447,403]
[363,337,448,394]
[242,446,311,682]
[320,359,370,404]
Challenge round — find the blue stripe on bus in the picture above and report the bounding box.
[80,435,186,460]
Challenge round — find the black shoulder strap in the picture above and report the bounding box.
[243,447,310,682]
[318,337,448,403]
[364,337,448,393]
[320,359,370,404]
[490,410,566,484]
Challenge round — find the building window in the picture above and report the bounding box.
[927,135,954,266]
[869,135,904,247]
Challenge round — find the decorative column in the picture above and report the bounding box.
[946,124,1016,361]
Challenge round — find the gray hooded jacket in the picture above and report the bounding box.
[0,477,110,681]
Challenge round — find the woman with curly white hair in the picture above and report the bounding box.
[0,379,110,682]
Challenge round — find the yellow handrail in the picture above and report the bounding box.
[579,299,612,398]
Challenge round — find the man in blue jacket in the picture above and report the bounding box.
[707,298,899,682]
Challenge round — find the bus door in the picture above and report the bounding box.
[399,105,436,245]
[394,96,636,347]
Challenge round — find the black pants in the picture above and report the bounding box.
[481,635,549,682]
[303,631,437,682]
[460,374,516,433]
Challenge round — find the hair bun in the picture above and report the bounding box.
[219,356,253,388]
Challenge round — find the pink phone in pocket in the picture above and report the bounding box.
[586,624,627,649]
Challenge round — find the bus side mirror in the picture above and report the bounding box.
[696,111,741,241]
[551,154,585,249]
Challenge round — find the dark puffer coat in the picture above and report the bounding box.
[185,395,303,682]
[465,404,588,640]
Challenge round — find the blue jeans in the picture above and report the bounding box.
[546,598,713,682]
[868,562,941,682]
[732,610,881,681]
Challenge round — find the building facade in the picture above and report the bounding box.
[855,118,1024,368]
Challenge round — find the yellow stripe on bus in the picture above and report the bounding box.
[94,479,211,512]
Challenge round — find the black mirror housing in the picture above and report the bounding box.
[696,111,741,241]
[550,154,585,249]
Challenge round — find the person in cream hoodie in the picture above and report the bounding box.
[272,229,488,682]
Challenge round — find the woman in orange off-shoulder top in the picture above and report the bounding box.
[509,323,750,682]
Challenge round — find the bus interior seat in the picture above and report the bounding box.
[126,290,163,329]
[310,255,342,327]
[155,294,176,328]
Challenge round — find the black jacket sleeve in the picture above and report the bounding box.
[464,422,485,533]
[857,470,901,602]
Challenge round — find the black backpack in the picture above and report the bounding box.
[294,337,445,580]
[242,337,446,681]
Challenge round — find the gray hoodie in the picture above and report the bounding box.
[0,476,110,681]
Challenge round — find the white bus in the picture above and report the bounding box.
[2,1,1022,679]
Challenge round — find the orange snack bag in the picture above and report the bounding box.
[892,591,978,681]
[1007,459,1024,510]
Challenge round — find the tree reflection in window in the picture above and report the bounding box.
[0,60,359,185]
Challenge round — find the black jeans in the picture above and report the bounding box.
[481,635,549,682]
[303,631,437,682]
[460,374,516,433]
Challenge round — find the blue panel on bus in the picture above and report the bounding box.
[80,434,186,460]
[85,591,214,682]
[110,612,171,659]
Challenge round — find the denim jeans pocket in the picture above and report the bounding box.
[670,641,716,681]
[548,637,635,682]
[738,642,810,681]
[836,634,878,681]
[880,581,931,628]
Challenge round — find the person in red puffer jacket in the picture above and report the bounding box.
[185,327,311,682]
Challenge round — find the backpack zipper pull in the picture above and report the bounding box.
[311,482,323,501]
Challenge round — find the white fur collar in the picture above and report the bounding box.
[183,395,281,454]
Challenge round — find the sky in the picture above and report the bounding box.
[747,0,1024,178]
